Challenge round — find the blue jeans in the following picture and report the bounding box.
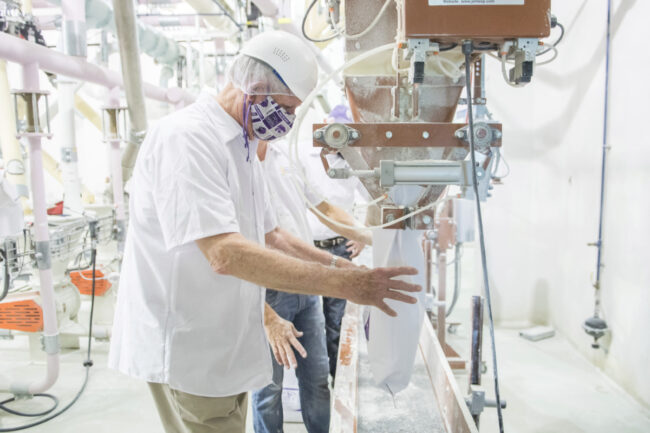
[319,241,351,379]
[252,291,330,433]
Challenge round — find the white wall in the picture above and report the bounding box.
[481,0,650,408]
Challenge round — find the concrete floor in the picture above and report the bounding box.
[1,246,649,432]
[1,325,649,432]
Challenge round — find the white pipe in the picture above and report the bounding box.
[112,0,149,184]
[0,33,194,105]
[9,63,61,397]
[58,81,84,213]
[0,60,28,198]
[196,16,205,88]
[58,0,86,214]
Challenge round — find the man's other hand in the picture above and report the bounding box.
[345,240,365,258]
[264,305,307,369]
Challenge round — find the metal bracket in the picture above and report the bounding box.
[461,153,495,202]
[61,147,78,163]
[41,333,60,355]
[115,219,127,243]
[405,39,439,84]
[465,384,507,417]
[313,123,360,149]
[506,38,538,85]
[34,240,51,270]
[454,121,502,153]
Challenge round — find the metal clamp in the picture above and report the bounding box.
[34,240,51,270]
[41,333,60,355]
[313,123,360,149]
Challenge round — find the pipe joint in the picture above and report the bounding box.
[9,381,32,398]
[41,333,60,355]
[62,20,88,57]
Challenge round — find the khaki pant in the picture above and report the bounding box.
[148,383,247,433]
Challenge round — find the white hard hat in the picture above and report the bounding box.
[240,31,318,102]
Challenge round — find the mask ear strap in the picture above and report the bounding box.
[242,93,251,162]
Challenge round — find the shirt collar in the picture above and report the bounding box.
[196,91,243,144]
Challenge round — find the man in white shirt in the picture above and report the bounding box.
[109,31,420,433]
[253,140,370,433]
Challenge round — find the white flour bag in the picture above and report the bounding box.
[366,228,426,394]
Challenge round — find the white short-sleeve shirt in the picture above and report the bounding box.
[108,92,277,397]
[304,146,366,241]
[260,141,323,243]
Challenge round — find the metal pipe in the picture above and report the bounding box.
[58,0,86,214]
[0,33,194,105]
[112,0,149,183]
[105,88,127,252]
[593,0,612,308]
[424,238,433,302]
[469,295,484,426]
[447,242,461,317]
[0,60,28,199]
[436,249,446,345]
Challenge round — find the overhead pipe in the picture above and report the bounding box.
[0,33,194,105]
[112,0,148,184]
[43,0,181,65]
[184,0,239,33]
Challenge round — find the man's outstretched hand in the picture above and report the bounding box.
[343,266,421,317]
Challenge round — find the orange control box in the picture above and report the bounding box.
[403,1,552,42]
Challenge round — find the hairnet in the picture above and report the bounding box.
[227,54,295,97]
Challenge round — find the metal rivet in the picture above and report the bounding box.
[386,214,395,222]
[313,130,322,139]
[423,131,430,139]
[351,131,359,139]
[422,215,432,224]
[385,131,393,139]
[455,130,464,139]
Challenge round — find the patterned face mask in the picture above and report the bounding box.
[249,96,296,141]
